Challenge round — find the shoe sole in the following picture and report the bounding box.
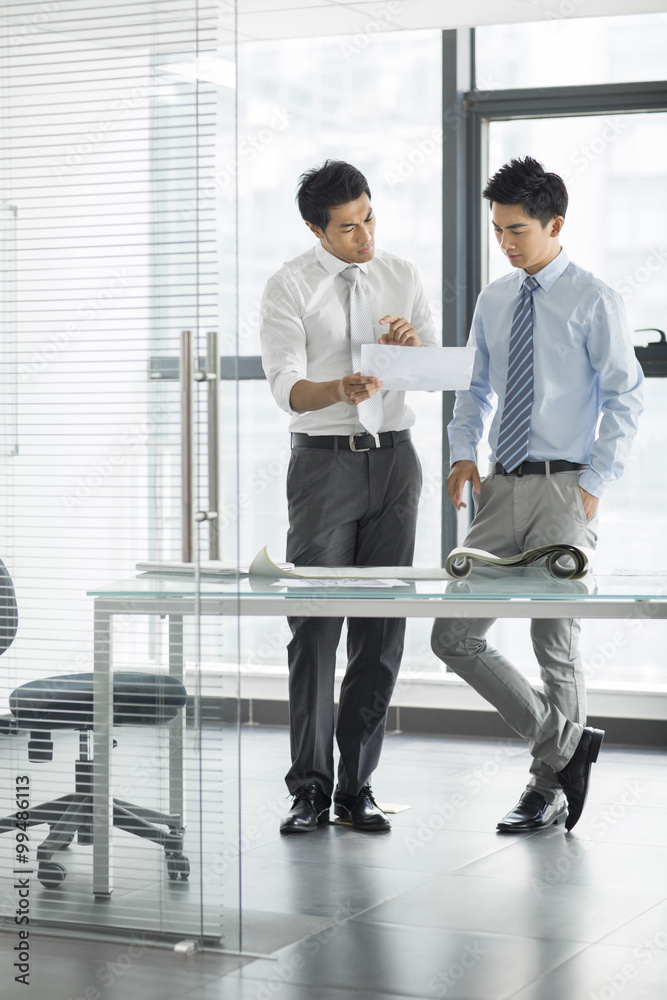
[564,728,605,831]
[279,808,330,833]
[333,805,391,832]
[588,729,604,763]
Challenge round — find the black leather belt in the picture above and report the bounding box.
[494,460,587,476]
[291,430,411,452]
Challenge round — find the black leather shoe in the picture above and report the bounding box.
[497,790,567,833]
[280,784,330,833]
[556,726,605,831]
[333,785,391,832]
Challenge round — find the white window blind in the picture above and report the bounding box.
[0,0,238,946]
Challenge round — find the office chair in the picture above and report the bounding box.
[0,562,190,889]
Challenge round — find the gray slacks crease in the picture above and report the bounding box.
[431,470,599,802]
[285,439,422,797]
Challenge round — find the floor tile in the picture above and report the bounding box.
[182,981,423,1000]
[224,919,587,1000]
[234,853,437,919]
[571,802,667,846]
[597,897,667,949]
[455,827,667,890]
[246,819,528,877]
[356,872,666,943]
[507,942,667,1000]
[0,932,247,1000]
[217,907,337,956]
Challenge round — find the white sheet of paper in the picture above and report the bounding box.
[273,578,408,588]
[248,546,451,580]
[360,344,475,391]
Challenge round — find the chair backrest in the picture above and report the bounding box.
[0,557,18,657]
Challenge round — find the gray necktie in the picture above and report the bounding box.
[495,275,540,472]
[340,265,384,436]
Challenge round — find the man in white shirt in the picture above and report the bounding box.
[431,156,643,834]
[261,160,438,833]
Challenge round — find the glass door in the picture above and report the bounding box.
[0,1,239,950]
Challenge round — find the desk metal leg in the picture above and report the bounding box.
[93,608,113,898]
[169,614,185,822]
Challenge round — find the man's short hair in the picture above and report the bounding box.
[296,160,371,231]
[483,156,568,226]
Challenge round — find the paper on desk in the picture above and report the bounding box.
[249,546,450,580]
[136,560,247,577]
[360,345,475,391]
[273,578,408,588]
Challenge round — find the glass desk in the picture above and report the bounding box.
[87,569,667,897]
[91,569,667,620]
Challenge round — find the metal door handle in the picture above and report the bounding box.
[181,330,220,563]
[181,330,194,563]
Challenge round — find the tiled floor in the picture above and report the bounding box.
[1,724,666,999]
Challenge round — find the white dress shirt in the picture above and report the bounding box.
[449,249,644,497]
[260,242,438,435]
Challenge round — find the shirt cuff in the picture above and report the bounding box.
[449,448,477,467]
[273,372,305,416]
[578,469,606,498]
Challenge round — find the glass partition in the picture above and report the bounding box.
[0,0,239,950]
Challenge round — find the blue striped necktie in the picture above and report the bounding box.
[340,265,384,436]
[495,275,540,473]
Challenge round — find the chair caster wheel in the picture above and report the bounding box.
[167,853,190,880]
[38,861,67,889]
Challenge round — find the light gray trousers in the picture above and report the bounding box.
[431,470,599,802]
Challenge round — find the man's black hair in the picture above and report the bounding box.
[296,160,371,231]
[483,156,568,226]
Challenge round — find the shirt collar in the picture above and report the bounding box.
[520,247,570,293]
[314,241,371,276]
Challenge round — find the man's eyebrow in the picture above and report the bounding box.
[493,222,528,229]
[339,211,374,228]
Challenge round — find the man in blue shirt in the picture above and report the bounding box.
[431,156,643,833]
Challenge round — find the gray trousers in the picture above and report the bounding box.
[431,470,599,802]
[285,438,422,797]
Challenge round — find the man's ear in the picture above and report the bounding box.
[305,219,325,241]
[549,215,565,238]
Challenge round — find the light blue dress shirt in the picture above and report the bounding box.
[448,249,644,497]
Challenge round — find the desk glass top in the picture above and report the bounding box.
[88,570,667,603]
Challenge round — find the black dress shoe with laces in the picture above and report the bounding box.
[333,785,391,832]
[280,784,330,833]
[497,790,567,833]
[557,726,604,831]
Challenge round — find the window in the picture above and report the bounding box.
[476,13,667,89]
[473,24,667,686]
[230,30,444,675]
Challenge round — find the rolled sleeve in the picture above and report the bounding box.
[260,275,307,416]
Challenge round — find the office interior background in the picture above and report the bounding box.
[0,0,666,995]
